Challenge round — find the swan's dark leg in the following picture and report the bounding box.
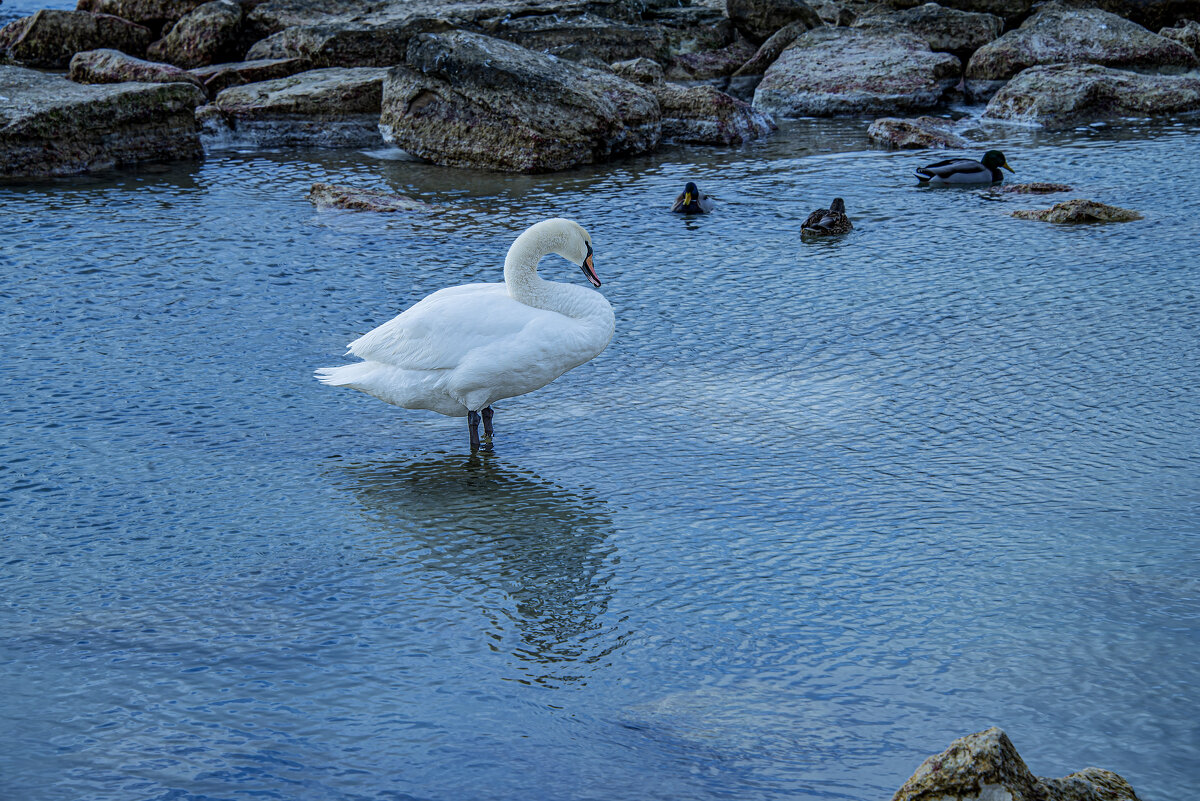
[482,407,494,437]
[467,410,481,452]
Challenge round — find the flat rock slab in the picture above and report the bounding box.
[866,115,968,148]
[852,2,1003,59]
[0,9,152,67]
[196,66,388,148]
[1012,199,1144,222]
[69,47,205,88]
[380,30,660,172]
[753,27,960,116]
[306,182,431,211]
[983,62,1200,129]
[0,64,203,177]
[656,82,775,144]
[188,56,312,97]
[965,1,1198,89]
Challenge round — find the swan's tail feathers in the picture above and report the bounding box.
[315,361,377,388]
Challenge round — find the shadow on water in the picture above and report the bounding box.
[337,452,623,685]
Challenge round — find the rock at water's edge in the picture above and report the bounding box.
[0,9,152,67]
[867,115,968,148]
[656,82,775,145]
[1012,199,1144,222]
[306,182,430,212]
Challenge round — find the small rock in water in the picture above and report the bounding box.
[1000,182,1074,193]
[892,727,1142,801]
[1011,199,1143,222]
[306,183,430,213]
[866,115,968,148]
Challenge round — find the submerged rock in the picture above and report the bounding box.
[892,727,1143,801]
[726,0,822,43]
[1012,199,1144,222]
[379,30,660,172]
[983,62,1200,128]
[655,82,775,145]
[196,66,388,148]
[867,115,968,148]
[852,2,1002,61]
[753,27,960,116]
[0,9,152,67]
[0,64,203,177]
[965,1,1199,97]
[1000,181,1074,193]
[1159,19,1200,56]
[69,47,205,88]
[188,55,311,97]
[147,0,242,68]
[306,182,430,212]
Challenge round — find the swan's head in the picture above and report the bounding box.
[547,218,600,288]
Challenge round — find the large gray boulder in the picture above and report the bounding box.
[69,47,205,88]
[147,0,243,68]
[196,66,388,148]
[379,30,660,172]
[753,27,960,116]
[852,2,1002,61]
[892,727,1142,801]
[725,0,822,43]
[0,9,152,67]
[965,1,1199,96]
[0,65,203,177]
[983,61,1200,128]
[188,55,312,96]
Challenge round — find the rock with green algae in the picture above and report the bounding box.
[379,30,660,173]
[306,182,431,212]
[69,48,205,89]
[892,727,1143,801]
[1012,199,1143,222]
[0,65,203,177]
[0,9,152,67]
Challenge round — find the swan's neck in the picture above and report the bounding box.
[503,226,593,318]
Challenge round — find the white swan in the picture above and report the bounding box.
[315,218,615,450]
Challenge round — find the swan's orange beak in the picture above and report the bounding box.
[581,249,601,287]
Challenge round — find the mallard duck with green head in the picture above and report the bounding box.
[671,181,714,214]
[915,150,1013,185]
[801,198,853,237]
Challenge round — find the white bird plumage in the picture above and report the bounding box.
[315,218,615,445]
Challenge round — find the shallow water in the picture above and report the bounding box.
[2,114,1198,801]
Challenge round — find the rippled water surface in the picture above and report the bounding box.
[2,117,1198,801]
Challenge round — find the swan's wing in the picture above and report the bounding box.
[347,284,539,370]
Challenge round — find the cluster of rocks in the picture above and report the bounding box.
[2,0,1200,177]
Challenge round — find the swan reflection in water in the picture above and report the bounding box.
[339,453,622,685]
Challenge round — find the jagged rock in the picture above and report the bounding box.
[892,728,1143,800]
[379,30,660,172]
[0,9,152,67]
[1000,181,1073,193]
[983,62,1200,129]
[69,47,205,88]
[726,0,822,43]
[733,19,807,76]
[0,64,203,177]
[76,0,208,33]
[753,27,960,116]
[655,82,775,144]
[878,0,1032,20]
[1059,0,1200,31]
[965,1,1199,97]
[610,56,665,84]
[812,0,856,25]
[866,115,968,148]
[852,2,1002,60]
[665,38,756,80]
[196,66,387,148]
[306,182,430,212]
[1160,19,1200,56]
[492,12,669,65]
[147,0,242,68]
[187,55,309,96]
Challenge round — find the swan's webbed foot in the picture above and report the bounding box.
[467,410,481,452]
[482,407,494,437]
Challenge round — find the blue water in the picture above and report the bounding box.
[2,117,1198,801]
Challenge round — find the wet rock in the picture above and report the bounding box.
[146,0,242,68]
[892,728,1143,800]
[726,0,822,43]
[0,64,203,177]
[69,47,205,88]
[655,82,775,144]
[492,12,669,65]
[753,27,960,116]
[1000,181,1073,193]
[188,55,310,96]
[610,56,665,85]
[0,9,152,67]
[1160,19,1200,56]
[852,2,1002,61]
[379,30,660,172]
[665,37,756,80]
[76,0,207,33]
[964,2,1199,98]
[983,62,1200,129]
[196,66,387,148]
[306,182,430,212]
[1012,199,1144,222]
[866,115,968,148]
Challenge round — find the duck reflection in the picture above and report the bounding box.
[340,453,620,685]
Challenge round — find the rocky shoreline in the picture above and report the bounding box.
[2,0,1199,176]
